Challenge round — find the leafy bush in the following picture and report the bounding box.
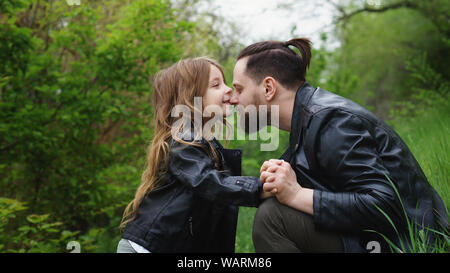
[391,52,449,118]
[0,197,95,252]
[0,0,190,234]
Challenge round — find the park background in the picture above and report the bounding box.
[0,0,448,252]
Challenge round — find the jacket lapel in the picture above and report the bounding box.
[283,82,317,163]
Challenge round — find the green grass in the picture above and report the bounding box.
[235,105,450,253]
[235,207,257,253]
[385,106,450,252]
[390,106,450,208]
[366,176,449,253]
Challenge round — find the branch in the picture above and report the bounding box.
[335,1,419,23]
[30,0,40,28]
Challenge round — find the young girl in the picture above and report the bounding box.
[117,57,268,253]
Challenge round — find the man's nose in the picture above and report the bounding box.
[230,91,239,105]
[225,86,232,95]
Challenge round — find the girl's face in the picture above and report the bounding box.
[203,64,233,117]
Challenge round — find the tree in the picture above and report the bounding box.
[0,0,192,230]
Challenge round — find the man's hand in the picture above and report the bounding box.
[259,159,314,215]
[260,159,300,204]
[260,190,275,199]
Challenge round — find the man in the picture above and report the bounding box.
[230,38,448,253]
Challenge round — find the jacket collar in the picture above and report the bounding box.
[288,81,317,155]
[210,137,224,150]
[177,129,224,151]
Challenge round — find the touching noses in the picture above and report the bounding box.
[230,90,239,105]
[224,85,232,95]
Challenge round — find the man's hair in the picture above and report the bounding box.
[237,38,312,90]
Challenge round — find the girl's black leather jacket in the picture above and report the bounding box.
[122,136,262,253]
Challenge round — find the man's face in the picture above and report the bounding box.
[231,57,271,134]
[231,57,264,108]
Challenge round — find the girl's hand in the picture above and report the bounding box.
[260,159,314,215]
[260,160,301,205]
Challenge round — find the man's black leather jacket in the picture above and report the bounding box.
[122,137,262,252]
[281,82,448,252]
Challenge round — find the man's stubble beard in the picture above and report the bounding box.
[238,106,272,135]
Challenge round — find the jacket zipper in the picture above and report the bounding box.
[188,216,194,236]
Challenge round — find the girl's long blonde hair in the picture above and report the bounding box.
[119,57,227,230]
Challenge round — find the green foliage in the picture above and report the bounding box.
[0,0,193,252]
[172,0,244,63]
[0,0,246,253]
[0,198,28,251]
[308,35,367,107]
[331,0,449,117]
[1,0,448,253]
[391,52,449,117]
[235,207,257,253]
[366,90,450,253]
[0,197,99,253]
[0,0,30,15]
[365,176,449,253]
[390,105,450,209]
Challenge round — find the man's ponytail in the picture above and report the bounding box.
[284,38,312,81]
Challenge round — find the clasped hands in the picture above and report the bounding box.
[259,159,301,204]
[259,159,314,215]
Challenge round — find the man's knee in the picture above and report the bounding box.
[253,197,304,252]
[252,198,280,240]
[254,198,278,226]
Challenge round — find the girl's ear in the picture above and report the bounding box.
[263,77,277,102]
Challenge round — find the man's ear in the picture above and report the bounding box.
[263,77,277,102]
